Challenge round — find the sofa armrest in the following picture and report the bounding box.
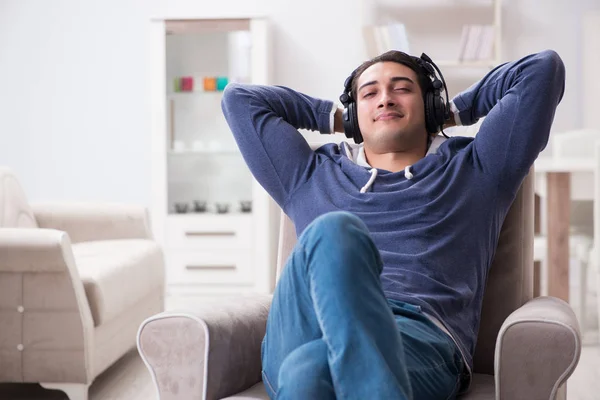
[31,202,152,243]
[0,228,94,383]
[137,294,271,400]
[495,296,581,400]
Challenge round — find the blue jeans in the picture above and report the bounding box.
[261,211,464,400]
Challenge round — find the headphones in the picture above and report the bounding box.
[339,52,450,144]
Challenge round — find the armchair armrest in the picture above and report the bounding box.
[495,296,581,400]
[0,228,94,383]
[0,228,74,271]
[137,294,271,400]
[31,202,152,243]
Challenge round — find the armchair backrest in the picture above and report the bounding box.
[275,166,534,376]
[0,167,38,228]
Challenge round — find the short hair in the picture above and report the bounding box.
[350,50,433,100]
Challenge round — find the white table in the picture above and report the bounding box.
[534,157,596,302]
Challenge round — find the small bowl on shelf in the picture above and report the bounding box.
[240,200,252,213]
[174,202,189,214]
[193,200,207,213]
[215,203,230,214]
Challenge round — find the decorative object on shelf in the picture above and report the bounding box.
[173,140,186,152]
[181,76,194,91]
[192,140,205,151]
[193,200,207,213]
[240,200,252,213]
[174,202,189,214]
[173,77,181,92]
[215,202,230,214]
[203,77,217,91]
[216,76,229,91]
[208,140,222,152]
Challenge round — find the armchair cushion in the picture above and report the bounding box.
[74,239,164,326]
[31,202,151,243]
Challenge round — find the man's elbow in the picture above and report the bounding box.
[535,49,566,103]
[221,82,246,112]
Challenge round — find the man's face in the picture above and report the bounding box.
[355,61,427,152]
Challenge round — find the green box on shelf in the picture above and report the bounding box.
[173,77,181,92]
[216,76,229,91]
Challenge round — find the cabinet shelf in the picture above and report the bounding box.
[167,91,225,98]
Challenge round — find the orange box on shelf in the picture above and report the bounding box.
[203,77,217,91]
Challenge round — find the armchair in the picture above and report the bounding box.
[0,167,166,400]
[138,170,581,399]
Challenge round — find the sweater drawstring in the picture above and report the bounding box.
[405,165,414,180]
[360,168,378,193]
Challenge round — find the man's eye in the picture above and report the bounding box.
[395,87,409,92]
[363,92,375,98]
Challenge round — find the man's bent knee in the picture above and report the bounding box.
[301,211,369,242]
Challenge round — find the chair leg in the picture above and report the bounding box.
[40,383,88,400]
[555,382,567,400]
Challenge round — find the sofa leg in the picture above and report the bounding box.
[40,383,89,400]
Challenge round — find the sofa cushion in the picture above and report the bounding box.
[0,167,38,228]
[73,239,164,326]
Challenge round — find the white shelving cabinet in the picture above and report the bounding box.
[148,17,278,303]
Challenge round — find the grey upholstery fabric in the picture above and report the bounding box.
[138,295,271,400]
[495,296,580,400]
[473,170,535,374]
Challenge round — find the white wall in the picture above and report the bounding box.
[0,0,597,204]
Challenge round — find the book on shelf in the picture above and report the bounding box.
[363,22,410,58]
[458,24,495,62]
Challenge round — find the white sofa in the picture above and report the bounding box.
[0,167,165,400]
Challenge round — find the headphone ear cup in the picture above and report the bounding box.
[342,107,354,140]
[424,91,436,134]
[349,102,363,144]
[433,89,448,131]
[343,102,363,144]
[425,88,448,134]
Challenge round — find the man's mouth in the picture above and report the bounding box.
[375,112,403,121]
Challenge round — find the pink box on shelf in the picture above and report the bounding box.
[181,76,194,92]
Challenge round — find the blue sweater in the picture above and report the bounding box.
[221,50,565,371]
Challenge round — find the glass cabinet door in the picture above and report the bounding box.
[165,19,254,216]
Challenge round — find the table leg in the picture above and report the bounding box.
[546,172,571,302]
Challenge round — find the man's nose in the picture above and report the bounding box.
[377,91,395,107]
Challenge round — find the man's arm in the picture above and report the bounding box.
[451,50,565,191]
[221,84,335,207]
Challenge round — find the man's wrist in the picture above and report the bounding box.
[334,108,345,133]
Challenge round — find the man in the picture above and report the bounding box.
[221,50,565,400]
